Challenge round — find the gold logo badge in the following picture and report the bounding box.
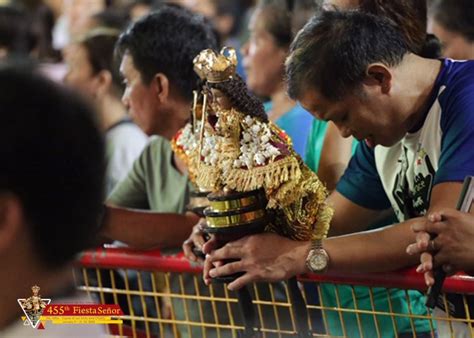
[17,285,51,329]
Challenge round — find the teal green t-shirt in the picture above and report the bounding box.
[305,118,329,172]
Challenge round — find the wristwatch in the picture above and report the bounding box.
[305,239,329,274]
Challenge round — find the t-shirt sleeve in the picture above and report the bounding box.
[336,142,392,210]
[107,139,154,209]
[435,72,474,184]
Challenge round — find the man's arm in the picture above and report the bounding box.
[327,191,384,236]
[101,205,200,250]
[326,182,463,272]
[204,182,462,290]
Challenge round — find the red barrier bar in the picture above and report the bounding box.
[77,247,474,294]
[77,247,203,274]
[300,270,474,294]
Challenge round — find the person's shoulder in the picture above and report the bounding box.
[292,104,313,117]
[116,121,146,135]
[148,135,171,149]
[144,135,173,160]
[107,120,147,144]
[435,60,474,118]
[280,104,313,123]
[440,59,474,89]
[448,59,474,72]
[107,121,148,155]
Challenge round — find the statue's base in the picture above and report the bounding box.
[202,216,268,238]
[202,188,269,284]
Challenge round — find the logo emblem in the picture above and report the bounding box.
[17,285,51,329]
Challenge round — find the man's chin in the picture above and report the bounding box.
[364,137,376,148]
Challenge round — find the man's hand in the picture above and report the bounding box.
[182,218,207,263]
[406,215,438,286]
[407,209,474,285]
[202,232,310,290]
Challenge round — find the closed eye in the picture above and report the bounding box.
[334,112,348,124]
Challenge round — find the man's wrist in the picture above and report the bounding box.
[298,241,313,274]
[305,239,330,274]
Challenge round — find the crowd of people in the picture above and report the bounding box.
[0,0,473,337]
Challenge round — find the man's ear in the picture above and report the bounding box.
[94,70,112,98]
[363,63,392,94]
[152,73,170,103]
[0,193,24,253]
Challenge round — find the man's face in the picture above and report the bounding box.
[299,87,406,148]
[120,53,158,136]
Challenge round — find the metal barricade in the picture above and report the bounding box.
[75,247,474,338]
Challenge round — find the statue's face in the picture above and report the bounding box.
[210,88,232,110]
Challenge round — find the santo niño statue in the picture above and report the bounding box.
[172,47,332,243]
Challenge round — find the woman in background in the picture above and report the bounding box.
[241,0,315,159]
[63,28,148,194]
[429,0,474,60]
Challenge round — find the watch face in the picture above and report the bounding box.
[309,250,328,272]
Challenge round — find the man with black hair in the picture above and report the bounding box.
[101,5,218,252]
[96,6,232,338]
[204,10,474,337]
[0,64,105,337]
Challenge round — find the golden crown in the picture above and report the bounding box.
[193,47,237,83]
